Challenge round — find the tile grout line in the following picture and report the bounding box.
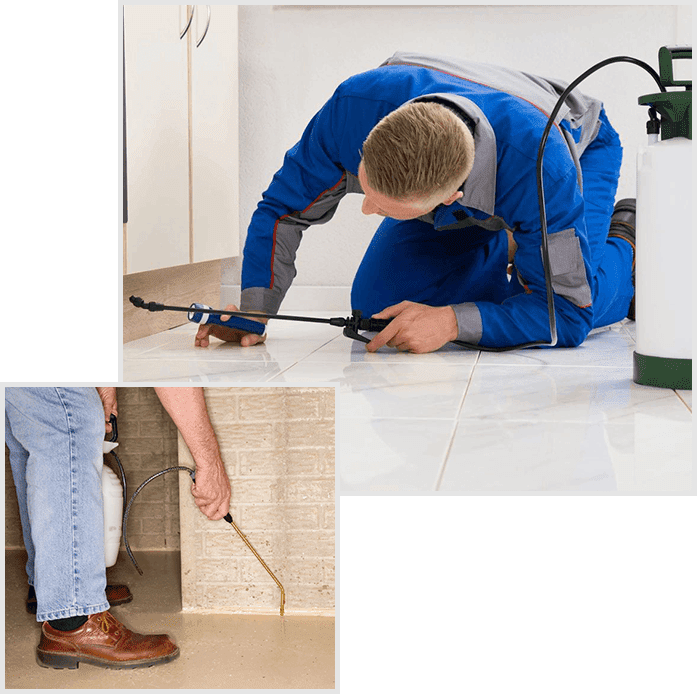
[674,390,692,412]
[268,336,343,379]
[434,350,482,491]
[127,330,341,380]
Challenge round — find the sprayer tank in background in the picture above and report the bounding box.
[634,45,692,389]
[635,137,692,361]
[102,441,124,567]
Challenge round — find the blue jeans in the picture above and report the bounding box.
[5,387,109,622]
[351,109,632,334]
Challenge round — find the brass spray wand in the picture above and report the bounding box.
[224,513,286,617]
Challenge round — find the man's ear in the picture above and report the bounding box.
[442,190,464,206]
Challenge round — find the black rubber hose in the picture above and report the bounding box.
[122,466,196,575]
[533,55,665,348]
[453,55,665,353]
[104,416,128,528]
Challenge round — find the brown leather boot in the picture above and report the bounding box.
[36,611,179,669]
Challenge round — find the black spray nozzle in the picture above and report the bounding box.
[129,296,166,312]
[109,413,118,442]
[342,310,392,344]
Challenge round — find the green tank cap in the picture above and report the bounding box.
[638,45,692,141]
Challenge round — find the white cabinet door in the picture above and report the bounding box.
[124,5,190,273]
[190,5,240,263]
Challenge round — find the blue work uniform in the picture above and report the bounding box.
[240,52,632,348]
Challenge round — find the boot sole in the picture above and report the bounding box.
[36,647,179,670]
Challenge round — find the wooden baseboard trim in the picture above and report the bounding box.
[123,260,221,342]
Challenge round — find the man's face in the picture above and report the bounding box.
[357,162,463,220]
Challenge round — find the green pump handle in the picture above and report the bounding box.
[639,46,691,141]
[658,45,692,88]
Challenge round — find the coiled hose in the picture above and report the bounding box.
[121,464,197,576]
[104,435,285,616]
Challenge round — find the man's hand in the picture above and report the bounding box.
[95,387,118,434]
[365,301,459,354]
[194,304,267,348]
[191,463,231,521]
[153,387,232,520]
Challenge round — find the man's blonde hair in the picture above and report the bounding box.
[361,101,475,203]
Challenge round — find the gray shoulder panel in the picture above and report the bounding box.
[258,173,351,312]
[346,170,364,194]
[386,52,607,211]
[282,174,349,227]
[384,52,603,162]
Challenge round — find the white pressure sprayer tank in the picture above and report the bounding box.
[102,440,124,567]
[634,46,692,390]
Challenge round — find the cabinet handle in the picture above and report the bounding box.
[180,5,195,40]
[196,5,211,47]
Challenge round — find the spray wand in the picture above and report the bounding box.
[104,415,286,616]
[130,294,509,350]
[129,295,390,344]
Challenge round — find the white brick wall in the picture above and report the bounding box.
[178,387,336,616]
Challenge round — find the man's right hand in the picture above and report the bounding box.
[194,304,267,348]
[190,463,231,521]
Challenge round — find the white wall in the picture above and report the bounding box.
[222,4,691,310]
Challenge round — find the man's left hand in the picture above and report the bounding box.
[96,387,118,434]
[365,301,459,354]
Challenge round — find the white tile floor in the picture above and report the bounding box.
[124,315,692,493]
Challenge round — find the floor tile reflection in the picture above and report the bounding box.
[124,318,692,492]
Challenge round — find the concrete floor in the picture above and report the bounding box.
[4,549,335,689]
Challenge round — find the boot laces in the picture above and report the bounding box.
[98,612,121,637]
